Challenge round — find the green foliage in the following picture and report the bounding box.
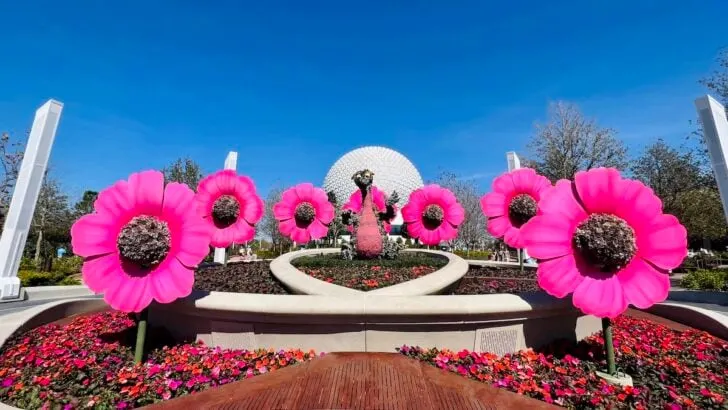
[454,250,492,260]
[292,253,447,269]
[73,190,98,217]
[162,157,204,189]
[52,256,83,275]
[681,269,728,291]
[17,270,67,287]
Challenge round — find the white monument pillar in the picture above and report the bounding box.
[0,100,63,300]
[506,151,530,261]
[695,95,728,223]
[214,151,238,264]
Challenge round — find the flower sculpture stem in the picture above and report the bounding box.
[602,317,616,375]
[134,308,149,364]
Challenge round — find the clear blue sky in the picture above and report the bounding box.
[0,1,727,201]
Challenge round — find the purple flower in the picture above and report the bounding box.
[1,378,13,388]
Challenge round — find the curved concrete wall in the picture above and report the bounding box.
[147,291,601,356]
[270,248,469,296]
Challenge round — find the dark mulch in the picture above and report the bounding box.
[293,253,448,291]
[194,262,291,294]
[449,265,540,295]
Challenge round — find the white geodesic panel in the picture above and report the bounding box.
[323,146,424,224]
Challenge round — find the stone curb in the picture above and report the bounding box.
[269,248,469,296]
[667,289,728,305]
[645,302,728,340]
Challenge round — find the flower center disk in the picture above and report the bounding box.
[422,204,444,229]
[573,214,637,272]
[212,195,240,228]
[294,202,316,226]
[508,194,537,227]
[117,216,171,269]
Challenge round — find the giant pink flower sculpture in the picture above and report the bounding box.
[521,168,688,318]
[480,168,551,248]
[342,186,397,233]
[195,170,264,248]
[71,170,210,313]
[273,183,335,244]
[401,184,465,246]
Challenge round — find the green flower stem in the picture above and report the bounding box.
[134,308,148,364]
[602,317,616,375]
[223,248,228,267]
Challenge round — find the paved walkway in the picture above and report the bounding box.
[143,353,556,410]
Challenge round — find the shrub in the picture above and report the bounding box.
[58,275,81,286]
[454,250,492,260]
[52,255,83,275]
[17,270,66,287]
[292,252,447,269]
[681,269,728,291]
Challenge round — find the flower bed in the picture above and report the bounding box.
[292,253,447,291]
[399,315,728,409]
[450,277,541,294]
[467,265,537,280]
[194,261,291,294]
[0,312,317,409]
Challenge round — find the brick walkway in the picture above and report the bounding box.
[143,352,556,410]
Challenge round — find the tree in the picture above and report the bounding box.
[259,186,292,254]
[432,171,488,253]
[162,157,203,189]
[674,188,727,243]
[630,140,704,213]
[0,131,25,212]
[31,174,72,270]
[526,101,628,181]
[73,190,98,217]
[701,48,728,105]
[325,191,346,246]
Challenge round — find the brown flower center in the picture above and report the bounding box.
[422,204,445,230]
[294,202,316,226]
[212,195,240,228]
[508,194,537,227]
[117,216,171,268]
[573,214,637,272]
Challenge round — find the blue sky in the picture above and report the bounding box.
[0,1,727,201]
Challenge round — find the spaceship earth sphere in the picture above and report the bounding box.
[323,146,424,225]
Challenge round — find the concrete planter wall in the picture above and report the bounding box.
[145,291,601,356]
[270,248,470,296]
[667,289,728,305]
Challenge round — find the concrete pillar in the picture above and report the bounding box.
[695,95,728,223]
[213,151,238,264]
[0,100,63,300]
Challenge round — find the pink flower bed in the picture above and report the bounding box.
[0,312,317,409]
[399,316,728,409]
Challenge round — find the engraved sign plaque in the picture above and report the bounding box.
[475,325,525,356]
[211,321,256,350]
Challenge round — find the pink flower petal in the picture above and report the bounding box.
[520,215,574,260]
[314,198,335,224]
[312,186,331,207]
[234,175,256,197]
[537,254,584,298]
[231,221,255,244]
[510,168,538,193]
[372,187,387,211]
[197,173,222,197]
[71,213,120,258]
[308,219,329,240]
[421,185,444,203]
[150,258,194,304]
[295,183,315,202]
[612,179,662,228]
[128,170,165,216]
[492,173,515,195]
[273,201,294,221]
[211,226,235,248]
[401,202,421,223]
[279,218,296,236]
[618,258,670,309]
[574,168,622,214]
[94,180,134,220]
[291,226,311,244]
[502,225,523,248]
[445,202,465,226]
[572,274,627,318]
[636,214,688,270]
[241,195,264,224]
[480,192,507,218]
[81,253,124,294]
[436,222,458,242]
[214,170,238,193]
[537,180,588,224]
[406,220,425,238]
[419,227,440,245]
[487,216,511,238]
[104,273,154,313]
[344,190,363,212]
